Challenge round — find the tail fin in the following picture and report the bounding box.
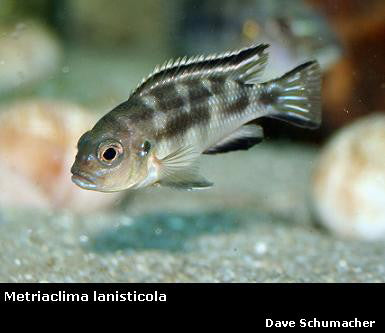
[260,61,322,129]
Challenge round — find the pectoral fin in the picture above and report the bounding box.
[156,145,213,190]
[158,167,213,190]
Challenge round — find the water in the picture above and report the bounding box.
[0,0,384,282]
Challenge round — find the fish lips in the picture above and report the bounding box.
[71,170,98,190]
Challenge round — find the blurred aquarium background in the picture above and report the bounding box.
[0,0,384,282]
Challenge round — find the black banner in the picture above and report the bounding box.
[0,283,383,328]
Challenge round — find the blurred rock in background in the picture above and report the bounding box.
[0,20,62,94]
[0,100,123,214]
[312,113,385,241]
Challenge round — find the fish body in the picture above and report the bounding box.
[71,44,321,192]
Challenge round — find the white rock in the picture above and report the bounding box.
[0,100,123,214]
[0,21,61,93]
[312,113,385,240]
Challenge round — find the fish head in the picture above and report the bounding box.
[71,119,153,192]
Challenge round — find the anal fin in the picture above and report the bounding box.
[203,124,264,155]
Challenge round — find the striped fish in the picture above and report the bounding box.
[71,44,321,192]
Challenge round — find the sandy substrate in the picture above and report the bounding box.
[1,142,384,282]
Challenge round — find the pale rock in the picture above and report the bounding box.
[0,100,123,213]
[312,113,385,240]
[0,21,61,94]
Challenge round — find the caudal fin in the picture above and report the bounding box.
[260,61,322,129]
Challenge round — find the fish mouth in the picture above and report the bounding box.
[71,172,98,190]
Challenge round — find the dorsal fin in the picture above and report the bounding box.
[131,44,270,97]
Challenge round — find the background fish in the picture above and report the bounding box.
[71,44,321,192]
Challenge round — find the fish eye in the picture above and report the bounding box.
[98,141,123,165]
[139,140,151,157]
[143,141,151,154]
[103,147,116,160]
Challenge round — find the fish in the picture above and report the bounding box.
[71,44,321,192]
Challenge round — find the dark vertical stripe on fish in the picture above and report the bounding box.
[223,92,250,116]
[157,103,210,139]
[151,83,185,111]
[186,79,212,103]
[108,98,156,125]
[129,105,156,123]
[208,76,227,95]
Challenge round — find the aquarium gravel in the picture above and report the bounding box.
[1,143,384,282]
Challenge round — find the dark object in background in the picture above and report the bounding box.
[269,0,385,142]
[172,0,342,143]
[0,0,66,30]
[173,0,385,143]
[310,0,385,133]
[172,0,341,71]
